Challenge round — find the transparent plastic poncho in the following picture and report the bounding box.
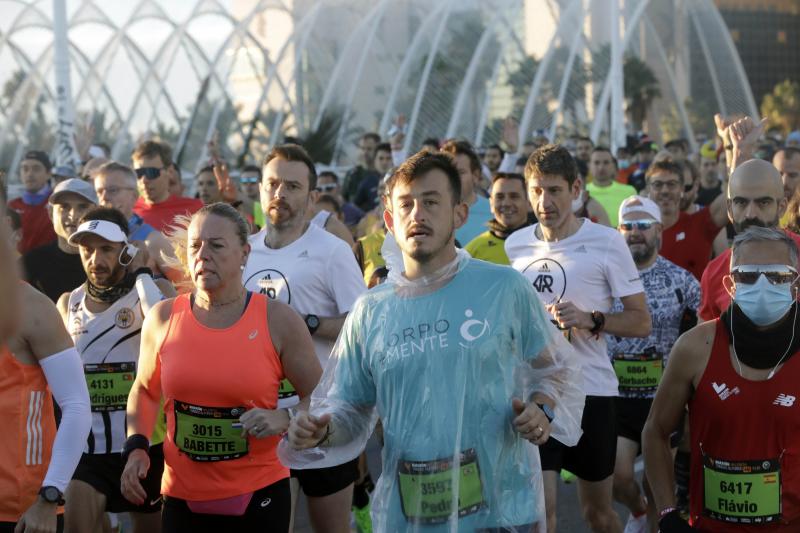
[279,249,585,532]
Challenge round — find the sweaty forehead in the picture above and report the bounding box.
[729,161,782,197]
[189,214,235,240]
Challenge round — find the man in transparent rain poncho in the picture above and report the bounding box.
[281,151,585,532]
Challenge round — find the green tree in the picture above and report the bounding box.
[623,55,661,131]
[761,79,800,136]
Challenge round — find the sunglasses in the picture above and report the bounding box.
[731,264,798,285]
[619,219,658,231]
[134,167,162,180]
[317,183,337,192]
[240,177,259,184]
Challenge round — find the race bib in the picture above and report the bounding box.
[84,362,135,412]
[613,351,663,395]
[703,455,782,524]
[278,379,297,400]
[174,402,248,462]
[397,448,485,525]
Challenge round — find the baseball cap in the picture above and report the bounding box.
[700,140,717,160]
[53,165,77,180]
[49,178,98,205]
[619,195,662,224]
[22,150,52,170]
[68,219,127,246]
[787,131,800,146]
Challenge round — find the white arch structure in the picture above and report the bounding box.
[0,0,757,176]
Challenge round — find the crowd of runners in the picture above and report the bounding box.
[1,108,800,533]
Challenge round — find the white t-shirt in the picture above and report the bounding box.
[243,224,366,365]
[505,219,644,396]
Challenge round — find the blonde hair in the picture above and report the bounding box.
[163,203,250,290]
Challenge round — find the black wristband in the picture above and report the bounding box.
[659,509,694,532]
[133,267,153,278]
[122,434,150,462]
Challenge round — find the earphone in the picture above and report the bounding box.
[118,243,139,266]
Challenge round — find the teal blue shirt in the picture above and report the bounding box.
[456,195,492,245]
[329,259,554,530]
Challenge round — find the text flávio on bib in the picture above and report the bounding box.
[174,402,248,462]
[397,448,485,525]
[703,454,782,525]
[84,362,135,412]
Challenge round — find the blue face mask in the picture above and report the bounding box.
[734,275,795,326]
[618,159,631,170]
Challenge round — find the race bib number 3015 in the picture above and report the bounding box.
[174,402,248,462]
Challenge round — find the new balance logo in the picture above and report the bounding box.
[574,245,587,253]
[773,394,795,407]
[712,382,740,401]
[676,232,686,242]
[298,250,309,258]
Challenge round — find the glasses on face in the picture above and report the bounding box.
[317,183,337,192]
[731,264,798,285]
[649,180,681,191]
[97,186,134,196]
[619,219,658,231]
[240,177,259,184]
[135,167,162,180]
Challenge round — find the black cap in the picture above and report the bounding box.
[22,150,52,171]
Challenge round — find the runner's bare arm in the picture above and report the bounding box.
[0,219,20,343]
[604,292,651,337]
[586,197,611,227]
[643,322,713,513]
[23,285,75,361]
[314,314,347,341]
[126,299,173,438]
[269,300,323,399]
[56,292,71,328]
[709,186,729,229]
[324,215,355,247]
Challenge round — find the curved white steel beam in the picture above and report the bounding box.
[589,0,652,142]
[402,0,458,154]
[547,8,588,142]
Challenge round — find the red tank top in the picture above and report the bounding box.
[158,293,287,500]
[689,319,800,531]
[0,346,57,521]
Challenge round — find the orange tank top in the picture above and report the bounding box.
[0,346,57,522]
[158,293,287,500]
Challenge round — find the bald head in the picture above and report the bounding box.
[727,159,786,233]
[82,157,109,182]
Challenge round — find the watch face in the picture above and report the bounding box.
[307,315,320,328]
[42,486,60,502]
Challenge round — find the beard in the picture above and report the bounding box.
[88,262,126,288]
[733,216,778,234]
[628,236,659,264]
[266,199,298,228]
[401,225,455,264]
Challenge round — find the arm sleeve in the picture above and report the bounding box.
[135,273,166,316]
[39,347,91,491]
[327,242,367,313]
[604,230,645,299]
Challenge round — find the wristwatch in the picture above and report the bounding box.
[304,314,320,336]
[589,310,606,335]
[536,403,555,423]
[39,486,65,505]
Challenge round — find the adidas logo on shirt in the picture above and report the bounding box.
[298,250,309,258]
[538,263,550,273]
[574,245,587,253]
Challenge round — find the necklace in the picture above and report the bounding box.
[195,289,245,308]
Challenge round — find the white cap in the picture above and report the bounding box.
[68,219,128,246]
[618,195,661,224]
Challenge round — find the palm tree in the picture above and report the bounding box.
[623,56,661,131]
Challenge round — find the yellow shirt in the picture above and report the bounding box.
[464,231,510,265]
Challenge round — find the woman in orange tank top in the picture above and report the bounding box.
[121,203,322,532]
